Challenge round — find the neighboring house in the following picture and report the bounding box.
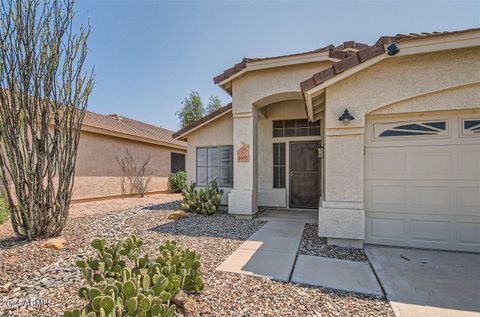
[73,111,186,201]
[174,28,480,252]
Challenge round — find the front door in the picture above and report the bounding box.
[289,141,321,209]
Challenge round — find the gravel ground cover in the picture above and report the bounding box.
[299,223,369,262]
[0,196,392,316]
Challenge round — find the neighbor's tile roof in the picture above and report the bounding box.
[213,41,368,84]
[301,28,480,93]
[172,103,232,139]
[83,111,186,148]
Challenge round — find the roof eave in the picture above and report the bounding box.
[302,30,480,121]
[216,51,339,92]
[173,104,233,140]
[82,125,187,151]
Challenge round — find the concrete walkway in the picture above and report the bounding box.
[217,220,384,297]
[291,255,383,296]
[257,209,317,224]
[217,221,304,281]
[366,246,480,317]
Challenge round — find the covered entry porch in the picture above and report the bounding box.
[227,91,325,215]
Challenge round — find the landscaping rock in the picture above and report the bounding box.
[41,237,66,250]
[299,223,368,262]
[0,282,12,293]
[0,195,393,317]
[167,210,186,219]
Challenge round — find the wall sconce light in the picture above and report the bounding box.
[338,108,355,125]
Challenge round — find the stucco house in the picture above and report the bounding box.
[173,28,480,253]
[72,111,186,201]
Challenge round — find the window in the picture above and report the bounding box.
[273,143,286,188]
[171,153,185,173]
[273,119,320,137]
[196,146,233,187]
[462,119,480,137]
[374,120,448,139]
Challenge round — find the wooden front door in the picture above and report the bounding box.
[289,141,321,209]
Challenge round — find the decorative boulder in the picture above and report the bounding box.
[41,237,66,250]
[167,210,186,219]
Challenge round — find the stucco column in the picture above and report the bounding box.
[228,107,258,216]
[320,126,365,248]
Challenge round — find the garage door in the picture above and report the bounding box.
[365,113,480,252]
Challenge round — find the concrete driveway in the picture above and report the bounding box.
[366,246,480,317]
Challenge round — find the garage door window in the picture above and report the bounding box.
[374,120,447,139]
[462,119,480,136]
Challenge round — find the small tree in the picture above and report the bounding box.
[206,95,222,113]
[116,150,153,197]
[176,91,205,128]
[176,91,225,128]
[0,0,94,240]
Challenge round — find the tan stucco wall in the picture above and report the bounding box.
[228,61,333,214]
[257,99,322,207]
[323,47,480,205]
[73,131,185,200]
[185,112,233,203]
[325,47,480,128]
[233,62,333,113]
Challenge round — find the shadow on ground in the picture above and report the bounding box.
[151,211,265,241]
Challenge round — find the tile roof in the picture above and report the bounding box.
[301,28,480,93]
[83,111,186,149]
[376,28,480,45]
[172,103,232,139]
[213,42,368,84]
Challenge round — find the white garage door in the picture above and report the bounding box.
[365,113,480,252]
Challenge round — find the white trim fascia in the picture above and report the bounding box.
[174,107,233,140]
[396,31,480,56]
[232,111,253,118]
[81,125,187,151]
[218,51,339,87]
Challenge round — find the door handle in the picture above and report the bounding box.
[290,171,293,177]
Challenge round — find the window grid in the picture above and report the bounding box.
[273,143,286,189]
[196,146,233,188]
[273,119,320,137]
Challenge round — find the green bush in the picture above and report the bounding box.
[65,235,204,317]
[167,171,187,193]
[181,181,223,215]
[0,195,9,225]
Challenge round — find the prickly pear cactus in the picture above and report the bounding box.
[65,236,204,317]
[181,180,224,215]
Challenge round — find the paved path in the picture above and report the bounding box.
[366,246,480,317]
[217,221,304,281]
[291,255,383,296]
[217,220,384,297]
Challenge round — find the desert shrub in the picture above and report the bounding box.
[64,235,204,317]
[181,181,223,215]
[0,195,9,225]
[168,171,187,193]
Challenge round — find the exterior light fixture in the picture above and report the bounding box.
[338,108,354,125]
[387,43,400,56]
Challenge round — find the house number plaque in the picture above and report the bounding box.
[237,144,249,163]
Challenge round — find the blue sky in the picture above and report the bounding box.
[75,0,479,131]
